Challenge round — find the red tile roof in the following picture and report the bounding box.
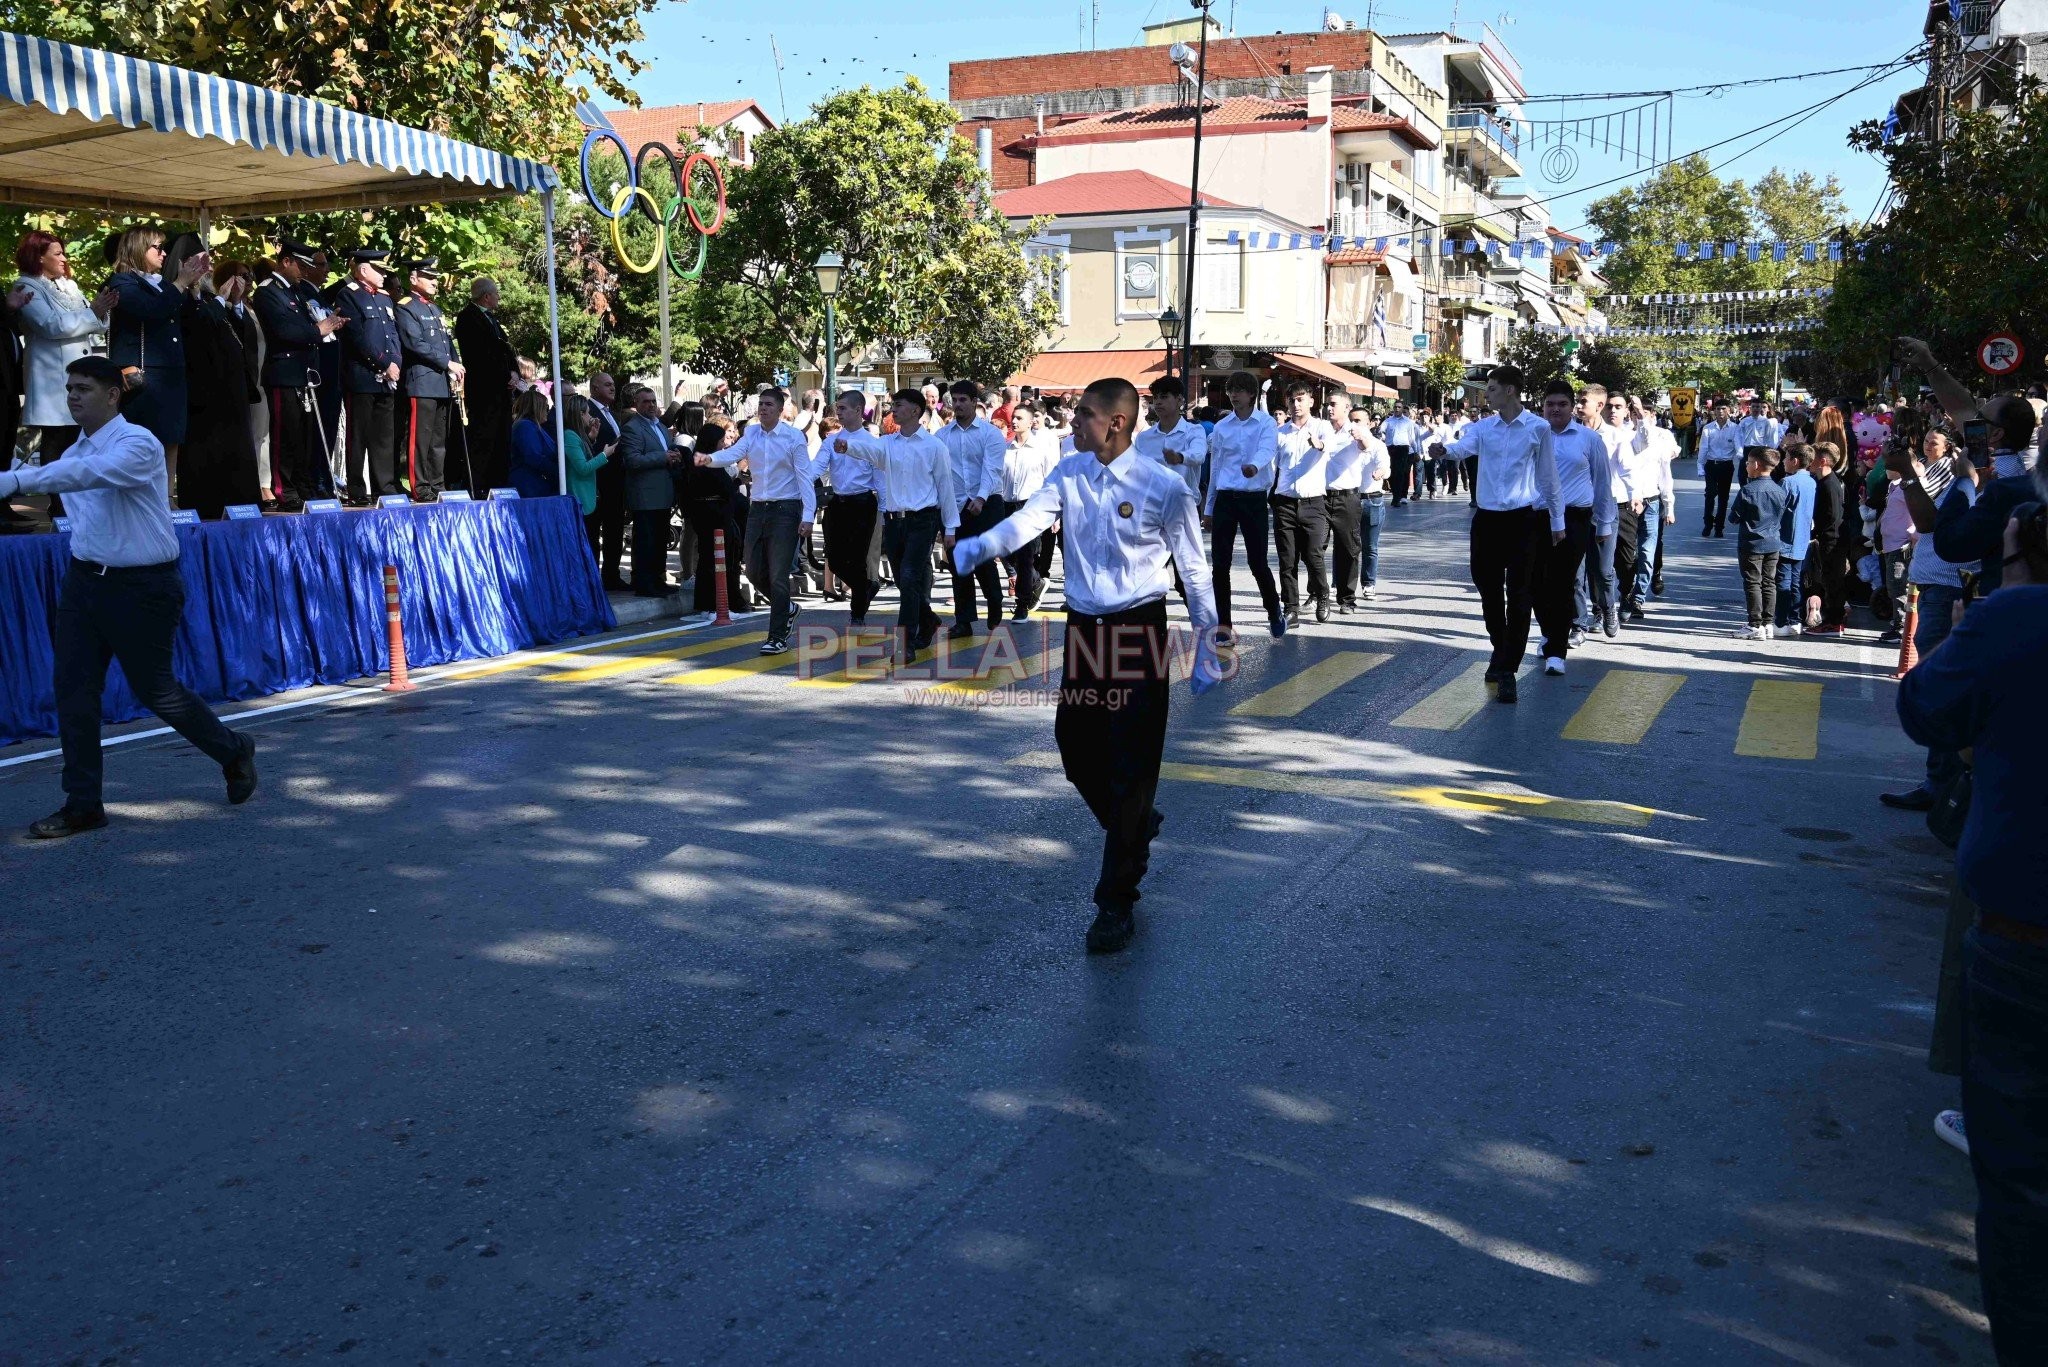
[1008,348,1168,394]
[994,170,1242,218]
[593,101,774,152]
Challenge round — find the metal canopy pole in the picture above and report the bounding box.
[544,186,566,493]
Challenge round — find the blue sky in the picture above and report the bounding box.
[628,0,1931,234]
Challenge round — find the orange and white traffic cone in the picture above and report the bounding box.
[382,564,415,692]
[1894,583,1920,679]
[712,528,733,626]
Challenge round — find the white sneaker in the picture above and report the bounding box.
[1732,625,1762,639]
[1934,1109,1969,1155]
[1544,656,1566,676]
[1776,623,1802,638]
[1755,625,1774,640]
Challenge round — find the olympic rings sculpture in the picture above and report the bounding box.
[578,129,728,280]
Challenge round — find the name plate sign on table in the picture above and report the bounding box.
[441,490,472,503]
[489,488,521,501]
[225,504,263,521]
[52,516,70,532]
[304,498,342,513]
[170,508,200,525]
[378,494,411,509]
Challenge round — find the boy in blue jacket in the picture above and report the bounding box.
[1730,449,1787,639]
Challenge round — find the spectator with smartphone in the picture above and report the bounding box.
[1892,336,2041,595]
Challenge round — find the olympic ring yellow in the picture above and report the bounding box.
[608,184,665,275]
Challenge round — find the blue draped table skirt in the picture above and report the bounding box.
[0,496,615,745]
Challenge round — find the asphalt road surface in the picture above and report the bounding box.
[1,473,1988,1365]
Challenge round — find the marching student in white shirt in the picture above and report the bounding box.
[1738,394,1781,486]
[937,379,1011,638]
[1271,381,1335,624]
[845,388,958,656]
[952,377,1225,956]
[1354,411,1393,600]
[1322,397,1380,612]
[1436,406,1470,498]
[1380,401,1419,506]
[1433,365,1564,704]
[1531,379,1615,674]
[1132,375,1207,502]
[1204,369,1286,640]
[1619,397,1679,620]
[1697,399,1742,536]
[695,386,817,654]
[819,391,886,625]
[1000,401,1063,618]
[1575,387,1634,638]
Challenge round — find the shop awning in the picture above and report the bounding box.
[1381,253,1415,307]
[1270,351,1388,398]
[1009,348,1167,394]
[1524,294,1562,327]
[0,32,558,215]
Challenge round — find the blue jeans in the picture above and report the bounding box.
[1914,583,1967,792]
[1774,554,1806,627]
[1628,498,1663,606]
[1361,492,1386,587]
[1962,927,2048,1363]
[1579,530,1617,628]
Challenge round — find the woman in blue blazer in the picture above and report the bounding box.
[107,226,208,492]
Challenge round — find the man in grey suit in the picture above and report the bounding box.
[619,385,678,597]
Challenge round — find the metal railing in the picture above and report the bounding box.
[1439,272,1517,308]
[1447,109,1519,159]
[1442,176,1505,227]
[1327,211,1421,243]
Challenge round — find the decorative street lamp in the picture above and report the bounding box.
[1176,0,1215,399]
[1157,306,1183,380]
[814,250,845,398]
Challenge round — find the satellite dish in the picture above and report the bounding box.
[1324,10,1346,30]
[1168,42,1193,65]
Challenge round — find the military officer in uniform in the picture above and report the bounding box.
[251,240,343,511]
[303,248,344,494]
[394,257,464,502]
[330,248,404,505]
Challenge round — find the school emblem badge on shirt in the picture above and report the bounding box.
[1118,501,1134,518]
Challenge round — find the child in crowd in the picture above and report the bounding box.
[1730,448,1788,640]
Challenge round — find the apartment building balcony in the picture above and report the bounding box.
[1327,210,1424,249]
[1446,109,1521,179]
[1438,271,1517,314]
[1442,177,1513,243]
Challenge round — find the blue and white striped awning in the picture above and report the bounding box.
[0,32,559,216]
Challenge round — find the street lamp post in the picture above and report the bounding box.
[1157,306,1183,382]
[814,251,845,398]
[1176,0,1215,402]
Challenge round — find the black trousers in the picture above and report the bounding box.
[882,506,942,645]
[468,400,510,494]
[1469,507,1546,674]
[1533,505,1594,660]
[1210,489,1280,629]
[685,497,745,613]
[1271,493,1330,615]
[1702,460,1734,533]
[824,491,882,621]
[344,390,398,499]
[1811,534,1846,626]
[1388,445,1415,504]
[402,396,450,496]
[54,560,243,811]
[1615,501,1648,606]
[952,496,1006,624]
[266,386,322,503]
[629,508,670,594]
[1741,551,1780,627]
[1057,599,1170,914]
[1326,487,1363,603]
[592,456,626,582]
[1007,528,1052,616]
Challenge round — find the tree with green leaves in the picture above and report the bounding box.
[692,80,1057,388]
[1498,328,1575,390]
[1418,352,1468,406]
[1827,93,2048,394]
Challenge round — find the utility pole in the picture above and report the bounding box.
[1178,1,1215,397]
[1929,11,1954,158]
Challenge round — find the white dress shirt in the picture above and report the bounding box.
[1381,413,1419,448]
[1549,421,1618,536]
[708,420,817,520]
[1357,435,1392,493]
[1631,421,1679,506]
[1738,414,1782,449]
[1325,425,1385,491]
[851,428,960,529]
[935,416,1008,503]
[1132,418,1208,499]
[955,447,1220,680]
[1697,419,1742,464]
[1273,418,1335,498]
[1204,408,1279,514]
[1001,431,1062,504]
[1442,407,1564,531]
[0,414,178,566]
[821,429,882,497]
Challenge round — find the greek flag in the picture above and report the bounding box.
[1371,288,1388,348]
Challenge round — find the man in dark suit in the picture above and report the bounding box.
[251,240,344,511]
[587,370,629,591]
[303,249,344,496]
[330,248,405,505]
[393,257,464,502]
[453,277,516,494]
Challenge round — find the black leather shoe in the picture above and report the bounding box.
[1496,673,1519,704]
[1315,598,1331,623]
[1148,808,1164,842]
[947,622,975,641]
[1085,904,1136,955]
[224,735,259,805]
[1335,600,1356,615]
[1484,664,1505,684]
[29,806,107,839]
[602,576,632,593]
[1879,787,1936,812]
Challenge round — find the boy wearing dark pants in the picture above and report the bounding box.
[1730,449,1788,640]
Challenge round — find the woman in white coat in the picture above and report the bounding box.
[12,229,113,466]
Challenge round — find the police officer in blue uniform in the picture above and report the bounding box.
[252,240,344,511]
[394,257,465,502]
[330,247,404,505]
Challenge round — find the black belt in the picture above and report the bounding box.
[71,556,177,577]
[1066,597,1167,627]
[883,504,938,521]
[828,491,878,506]
[755,497,801,507]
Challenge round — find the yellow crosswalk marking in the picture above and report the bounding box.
[544,631,766,682]
[439,625,703,681]
[792,629,903,688]
[1735,680,1822,759]
[928,649,1058,695]
[1010,752,1661,828]
[1231,651,1391,718]
[1393,660,1509,731]
[658,637,833,687]
[1560,670,1686,745]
